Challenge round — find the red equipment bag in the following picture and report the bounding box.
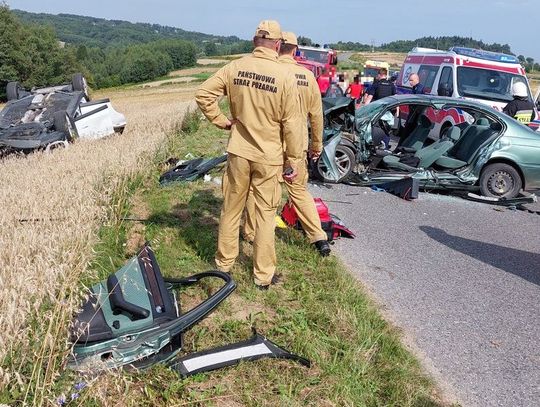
[281,198,355,241]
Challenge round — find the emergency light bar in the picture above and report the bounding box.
[449,47,519,64]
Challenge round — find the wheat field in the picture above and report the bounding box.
[0,82,196,402]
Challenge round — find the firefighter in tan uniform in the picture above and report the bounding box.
[195,20,304,289]
[244,31,331,256]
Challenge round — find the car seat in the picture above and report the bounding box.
[415,127,461,168]
[398,114,434,151]
[435,122,502,169]
[383,126,460,171]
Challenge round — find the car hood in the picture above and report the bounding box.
[322,97,354,115]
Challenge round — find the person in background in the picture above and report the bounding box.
[503,82,535,125]
[345,75,363,103]
[317,68,331,95]
[363,68,396,104]
[409,73,425,94]
[337,73,347,93]
[195,20,303,290]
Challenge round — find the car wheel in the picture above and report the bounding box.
[479,163,522,199]
[6,81,21,101]
[53,110,78,142]
[316,145,355,183]
[72,73,89,99]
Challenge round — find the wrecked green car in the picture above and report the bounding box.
[318,94,540,198]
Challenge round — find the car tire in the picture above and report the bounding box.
[6,81,21,101]
[316,145,355,183]
[479,163,522,199]
[53,110,78,142]
[72,73,89,99]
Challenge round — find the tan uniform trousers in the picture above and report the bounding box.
[244,154,327,244]
[216,153,281,286]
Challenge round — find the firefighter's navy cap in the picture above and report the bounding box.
[281,32,298,46]
[254,20,282,40]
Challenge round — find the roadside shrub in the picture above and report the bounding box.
[179,108,201,134]
[119,47,173,84]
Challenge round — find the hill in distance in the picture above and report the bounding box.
[14,9,516,57]
[13,9,244,48]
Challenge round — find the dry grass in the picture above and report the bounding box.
[168,66,221,77]
[196,58,229,65]
[0,83,197,404]
[140,76,199,88]
[352,51,408,67]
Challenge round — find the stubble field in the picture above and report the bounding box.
[0,81,196,404]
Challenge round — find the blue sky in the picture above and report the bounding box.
[6,0,539,61]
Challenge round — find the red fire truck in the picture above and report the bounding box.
[294,45,338,78]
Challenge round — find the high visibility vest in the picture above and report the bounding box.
[514,109,533,124]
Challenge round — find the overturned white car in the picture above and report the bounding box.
[0,73,126,154]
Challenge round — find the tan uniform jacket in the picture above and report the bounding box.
[195,47,304,166]
[278,55,324,153]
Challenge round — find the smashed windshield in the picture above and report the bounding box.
[355,100,386,122]
[299,49,329,64]
[456,67,531,103]
[364,68,380,77]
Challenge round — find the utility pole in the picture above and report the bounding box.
[371,38,375,53]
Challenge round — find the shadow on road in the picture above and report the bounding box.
[420,226,540,286]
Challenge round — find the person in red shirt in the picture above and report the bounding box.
[317,69,331,95]
[345,75,363,102]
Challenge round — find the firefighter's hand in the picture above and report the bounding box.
[283,166,298,183]
[221,118,237,130]
[309,149,321,160]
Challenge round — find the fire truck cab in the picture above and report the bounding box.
[295,45,338,77]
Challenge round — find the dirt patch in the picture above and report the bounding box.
[197,58,228,65]
[130,194,150,219]
[353,51,407,67]
[227,293,275,322]
[140,76,198,88]
[168,66,220,77]
[125,223,146,256]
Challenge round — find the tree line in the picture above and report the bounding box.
[0,6,199,99]
[13,9,244,48]
[328,36,539,73]
[328,36,514,54]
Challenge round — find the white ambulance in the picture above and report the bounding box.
[396,47,539,132]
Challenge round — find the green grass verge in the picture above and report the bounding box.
[70,106,449,406]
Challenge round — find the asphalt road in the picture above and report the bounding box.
[309,182,540,407]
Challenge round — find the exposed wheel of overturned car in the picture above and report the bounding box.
[72,73,89,99]
[316,145,355,183]
[53,110,78,142]
[6,81,21,101]
[479,163,522,199]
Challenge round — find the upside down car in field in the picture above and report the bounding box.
[0,74,126,155]
[317,94,540,200]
